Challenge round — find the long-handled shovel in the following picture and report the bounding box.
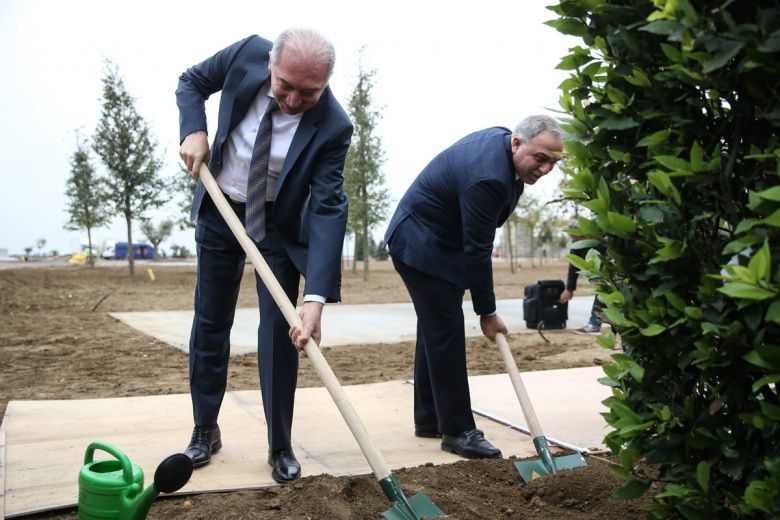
[199,165,444,520]
[494,332,587,482]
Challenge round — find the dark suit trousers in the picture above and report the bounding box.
[392,258,476,435]
[190,194,300,452]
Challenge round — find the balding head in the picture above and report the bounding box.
[270,27,336,80]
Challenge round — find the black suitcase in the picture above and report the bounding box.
[523,279,568,329]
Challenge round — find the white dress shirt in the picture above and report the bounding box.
[218,85,302,203]
[217,85,325,305]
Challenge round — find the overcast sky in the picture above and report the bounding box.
[0,0,576,256]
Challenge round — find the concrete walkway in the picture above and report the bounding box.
[111,296,596,355]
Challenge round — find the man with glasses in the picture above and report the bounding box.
[384,115,563,459]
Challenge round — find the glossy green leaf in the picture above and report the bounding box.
[657,484,694,498]
[717,283,775,301]
[655,155,691,172]
[604,307,638,327]
[744,349,778,370]
[545,18,590,37]
[600,117,640,130]
[640,20,684,36]
[597,333,616,349]
[606,211,637,236]
[690,141,703,172]
[759,402,780,421]
[615,480,651,499]
[747,240,771,283]
[754,185,780,202]
[648,170,682,205]
[660,43,682,62]
[696,461,710,491]
[640,324,666,336]
[637,129,672,147]
[766,298,780,325]
[763,208,780,227]
[752,374,780,392]
[703,40,745,73]
[629,363,645,383]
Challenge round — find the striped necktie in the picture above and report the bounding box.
[245,98,279,241]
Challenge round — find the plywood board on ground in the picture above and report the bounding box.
[468,366,611,451]
[3,376,553,517]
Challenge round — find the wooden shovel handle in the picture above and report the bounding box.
[495,332,543,438]
[198,164,391,481]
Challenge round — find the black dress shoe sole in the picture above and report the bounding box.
[440,443,502,459]
[415,429,442,438]
[271,468,301,484]
[269,459,301,484]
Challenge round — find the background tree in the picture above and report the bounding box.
[35,238,46,257]
[63,138,111,267]
[502,214,519,273]
[171,163,197,231]
[141,219,174,260]
[550,1,779,516]
[343,49,390,281]
[92,61,168,277]
[514,193,560,267]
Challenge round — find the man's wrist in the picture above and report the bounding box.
[303,294,326,304]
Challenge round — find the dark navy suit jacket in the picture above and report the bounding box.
[384,127,522,315]
[176,35,353,302]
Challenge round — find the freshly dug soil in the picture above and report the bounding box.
[0,259,650,519]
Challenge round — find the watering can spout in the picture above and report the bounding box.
[119,483,157,520]
[119,453,193,520]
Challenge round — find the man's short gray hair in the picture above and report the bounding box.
[513,115,562,143]
[270,27,336,80]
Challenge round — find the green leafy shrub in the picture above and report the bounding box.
[547,1,780,517]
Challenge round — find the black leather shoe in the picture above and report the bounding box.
[414,425,442,438]
[184,425,222,468]
[441,429,502,459]
[268,447,301,484]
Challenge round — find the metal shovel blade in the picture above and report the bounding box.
[514,452,588,483]
[382,492,445,520]
[380,475,445,520]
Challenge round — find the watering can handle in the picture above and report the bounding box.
[84,442,134,485]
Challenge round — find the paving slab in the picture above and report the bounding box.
[110,296,596,355]
[0,367,609,518]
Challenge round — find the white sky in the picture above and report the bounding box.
[0,0,576,256]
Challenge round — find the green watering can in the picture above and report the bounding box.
[78,442,193,519]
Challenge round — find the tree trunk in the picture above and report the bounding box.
[352,233,358,274]
[505,222,515,274]
[362,221,369,282]
[87,228,95,268]
[126,216,135,277]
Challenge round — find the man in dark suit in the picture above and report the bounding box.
[176,28,352,483]
[384,115,563,459]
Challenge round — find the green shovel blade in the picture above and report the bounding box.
[514,452,588,483]
[380,475,445,520]
[382,492,445,520]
